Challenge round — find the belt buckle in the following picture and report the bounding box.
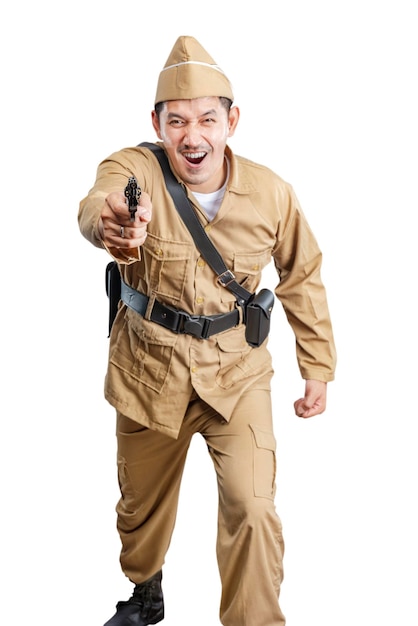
[180,313,210,339]
[217,269,235,287]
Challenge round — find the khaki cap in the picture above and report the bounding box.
[155,35,233,104]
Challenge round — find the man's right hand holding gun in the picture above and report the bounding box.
[98,188,152,250]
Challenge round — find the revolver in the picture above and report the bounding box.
[124,176,141,222]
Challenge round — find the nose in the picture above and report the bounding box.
[183,122,202,147]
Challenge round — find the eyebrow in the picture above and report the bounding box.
[166,109,218,120]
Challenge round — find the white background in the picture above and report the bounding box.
[1,1,417,624]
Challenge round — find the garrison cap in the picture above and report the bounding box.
[154,36,234,105]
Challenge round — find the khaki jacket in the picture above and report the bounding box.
[79,143,336,438]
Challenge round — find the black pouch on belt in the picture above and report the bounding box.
[245,289,275,347]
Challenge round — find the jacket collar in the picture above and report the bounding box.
[225,145,259,195]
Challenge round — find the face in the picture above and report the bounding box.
[151,97,240,193]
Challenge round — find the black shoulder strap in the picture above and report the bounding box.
[139,141,252,305]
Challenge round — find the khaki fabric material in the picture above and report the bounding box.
[78,143,337,439]
[155,35,234,104]
[116,377,286,626]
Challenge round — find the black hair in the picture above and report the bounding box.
[154,97,232,120]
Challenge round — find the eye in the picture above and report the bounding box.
[169,119,185,127]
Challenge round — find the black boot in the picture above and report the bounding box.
[103,571,164,626]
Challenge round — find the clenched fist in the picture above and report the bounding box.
[99,190,152,249]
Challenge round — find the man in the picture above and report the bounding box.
[79,35,336,626]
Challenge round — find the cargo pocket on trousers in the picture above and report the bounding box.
[250,424,277,499]
[116,457,138,517]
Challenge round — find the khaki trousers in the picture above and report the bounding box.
[116,377,285,626]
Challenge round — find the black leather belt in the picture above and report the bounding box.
[121,280,241,340]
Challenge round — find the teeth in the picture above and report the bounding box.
[184,152,206,159]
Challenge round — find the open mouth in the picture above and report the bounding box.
[183,151,207,165]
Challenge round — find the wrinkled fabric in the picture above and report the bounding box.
[115,379,286,626]
[79,143,336,439]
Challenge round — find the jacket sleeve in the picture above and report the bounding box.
[78,149,146,263]
[272,184,337,382]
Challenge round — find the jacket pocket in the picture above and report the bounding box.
[219,248,272,303]
[142,233,192,305]
[110,308,177,393]
[215,327,255,388]
[234,247,272,290]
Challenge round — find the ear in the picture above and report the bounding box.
[227,106,240,138]
[151,110,162,139]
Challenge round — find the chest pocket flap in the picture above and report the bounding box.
[142,233,193,304]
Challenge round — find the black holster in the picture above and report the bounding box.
[105,261,121,336]
[245,289,275,347]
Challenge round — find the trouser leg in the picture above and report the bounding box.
[115,380,285,625]
[116,411,192,583]
[202,379,286,626]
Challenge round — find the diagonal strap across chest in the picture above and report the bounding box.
[139,142,253,307]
